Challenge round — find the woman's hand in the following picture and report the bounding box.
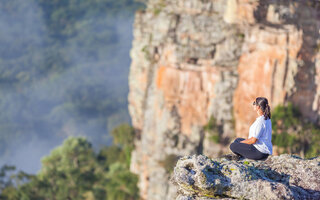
[240,137,257,144]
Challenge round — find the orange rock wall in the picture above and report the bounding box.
[234,25,303,138]
[128,0,320,199]
[156,65,219,136]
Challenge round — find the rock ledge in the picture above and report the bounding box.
[171,154,320,199]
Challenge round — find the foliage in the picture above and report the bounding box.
[302,122,320,158]
[0,123,140,200]
[0,165,17,198]
[97,145,127,169]
[110,123,136,167]
[272,102,320,158]
[105,162,139,200]
[272,132,297,148]
[38,137,99,199]
[272,102,301,130]
[203,116,221,143]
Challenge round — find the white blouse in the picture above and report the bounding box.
[248,115,273,154]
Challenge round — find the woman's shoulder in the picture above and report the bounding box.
[258,117,271,126]
[265,118,271,122]
[261,116,271,122]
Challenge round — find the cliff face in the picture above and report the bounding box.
[127,0,320,199]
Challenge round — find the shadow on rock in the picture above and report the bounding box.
[171,154,320,199]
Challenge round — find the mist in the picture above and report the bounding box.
[0,0,139,174]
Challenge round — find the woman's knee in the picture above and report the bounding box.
[230,142,237,152]
[229,143,233,150]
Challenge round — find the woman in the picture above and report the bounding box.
[228,97,273,161]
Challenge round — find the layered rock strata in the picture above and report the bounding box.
[127,0,320,199]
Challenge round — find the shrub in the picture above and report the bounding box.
[272,103,320,158]
[203,116,221,143]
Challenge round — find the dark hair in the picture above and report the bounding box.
[253,97,271,120]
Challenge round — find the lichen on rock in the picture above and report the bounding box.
[171,154,320,199]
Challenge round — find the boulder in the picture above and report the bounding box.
[171,154,320,199]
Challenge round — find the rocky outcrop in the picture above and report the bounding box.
[171,154,320,199]
[127,0,320,199]
[128,1,241,199]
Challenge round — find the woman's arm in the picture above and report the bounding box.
[240,137,257,144]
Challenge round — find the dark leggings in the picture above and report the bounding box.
[230,138,269,160]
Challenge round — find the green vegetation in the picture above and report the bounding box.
[272,102,320,158]
[110,124,136,167]
[243,161,250,165]
[0,123,139,200]
[203,116,221,143]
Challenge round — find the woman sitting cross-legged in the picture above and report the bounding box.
[228,97,273,161]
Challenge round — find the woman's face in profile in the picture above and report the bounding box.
[252,101,257,110]
[252,101,262,114]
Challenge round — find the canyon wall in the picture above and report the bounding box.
[127,0,320,199]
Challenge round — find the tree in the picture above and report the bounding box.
[0,123,140,200]
[272,102,320,158]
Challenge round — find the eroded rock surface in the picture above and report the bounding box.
[128,0,320,199]
[171,154,320,199]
